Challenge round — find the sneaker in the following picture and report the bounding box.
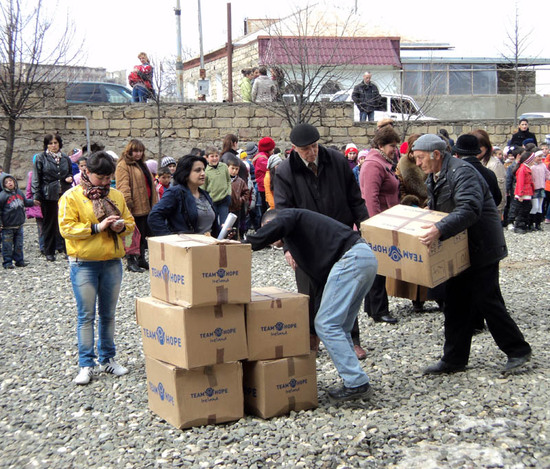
[507,224,515,231]
[74,366,96,385]
[99,358,128,376]
[3,264,14,269]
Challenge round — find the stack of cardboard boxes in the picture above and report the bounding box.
[135,234,317,429]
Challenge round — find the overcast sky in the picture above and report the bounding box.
[47,0,550,76]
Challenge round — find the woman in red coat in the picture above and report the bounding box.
[359,126,401,323]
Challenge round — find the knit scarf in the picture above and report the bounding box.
[80,172,121,249]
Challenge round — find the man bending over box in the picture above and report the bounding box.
[246,208,377,402]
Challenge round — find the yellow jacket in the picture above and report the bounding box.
[58,185,135,260]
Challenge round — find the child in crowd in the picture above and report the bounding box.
[264,154,282,210]
[345,143,359,170]
[0,174,38,268]
[202,146,232,225]
[512,152,536,233]
[156,166,172,199]
[529,150,550,230]
[226,156,250,239]
[73,156,87,185]
[353,150,368,183]
[161,156,177,175]
[25,171,45,254]
[493,146,504,164]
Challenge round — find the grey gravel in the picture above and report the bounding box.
[1,221,549,468]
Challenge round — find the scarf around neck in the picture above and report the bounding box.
[80,172,121,248]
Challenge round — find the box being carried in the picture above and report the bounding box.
[148,234,251,307]
[145,357,243,430]
[360,205,470,288]
[246,287,310,361]
[136,297,248,369]
[243,353,318,419]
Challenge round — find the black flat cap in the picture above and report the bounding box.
[290,123,320,147]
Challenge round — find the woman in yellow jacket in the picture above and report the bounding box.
[59,151,135,385]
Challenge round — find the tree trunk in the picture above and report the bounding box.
[2,116,17,173]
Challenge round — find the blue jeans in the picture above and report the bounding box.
[132,86,149,103]
[359,110,375,122]
[2,226,24,267]
[214,195,231,227]
[314,242,378,388]
[70,259,123,367]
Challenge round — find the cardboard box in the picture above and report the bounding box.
[361,205,470,288]
[246,287,310,361]
[243,353,318,419]
[148,234,251,307]
[385,277,428,301]
[136,297,248,369]
[145,357,243,430]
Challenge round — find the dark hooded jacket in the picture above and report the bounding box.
[427,153,507,268]
[0,174,35,227]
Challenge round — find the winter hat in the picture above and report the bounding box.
[451,134,481,156]
[161,156,177,167]
[345,143,358,156]
[106,150,119,161]
[524,153,536,165]
[239,151,248,160]
[377,118,394,129]
[399,142,409,155]
[267,154,283,169]
[290,123,320,147]
[244,142,258,158]
[145,159,158,174]
[534,150,543,158]
[412,134,447,153]
[258,137,276,153]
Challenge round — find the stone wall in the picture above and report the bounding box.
[1,91,549,184]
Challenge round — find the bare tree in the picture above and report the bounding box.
[0,0,80,172]
[500,3,536,123]
[255,5,365,127]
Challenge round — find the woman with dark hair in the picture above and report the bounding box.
[240,69,253,103]
[220,133,248,182]
[31,133,73,261]
[509,119,538,147]
[147,155,220,236]
[58,151,135,385]
[115,139,158,272]
[359,126,401,324]
[471,129,506,217]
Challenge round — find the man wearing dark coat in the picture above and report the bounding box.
[351,72,381,122]
[274,123,369,359]
[412,134,532,375]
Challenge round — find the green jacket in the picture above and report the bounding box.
[202,162,231,202]
[241,77,252,102]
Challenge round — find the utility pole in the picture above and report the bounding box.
[175,0,184,101]
[197,0,208,100]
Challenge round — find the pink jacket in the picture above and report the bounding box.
[359,149,400,216]
[530,162,550,190]
[25,171,42,219]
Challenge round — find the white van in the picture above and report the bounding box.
[329,91,437,122]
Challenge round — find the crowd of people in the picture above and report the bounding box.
[0,116,545,393]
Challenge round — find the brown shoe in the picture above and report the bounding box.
[310,334,320,352]
[354,344,367,360]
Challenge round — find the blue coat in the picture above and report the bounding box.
[147,184,220,236]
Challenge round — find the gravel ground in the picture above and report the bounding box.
[1,221,549,468]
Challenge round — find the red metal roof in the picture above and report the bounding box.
[258,36,401,67]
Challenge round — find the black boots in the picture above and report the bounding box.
[127,255,145,273]
[137,256,149,270]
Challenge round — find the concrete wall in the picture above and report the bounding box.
[1,93,549,185]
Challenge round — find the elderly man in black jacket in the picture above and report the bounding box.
[412,134,532,374]
[274,123,369,359]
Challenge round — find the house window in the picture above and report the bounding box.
[404,63,498,96]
